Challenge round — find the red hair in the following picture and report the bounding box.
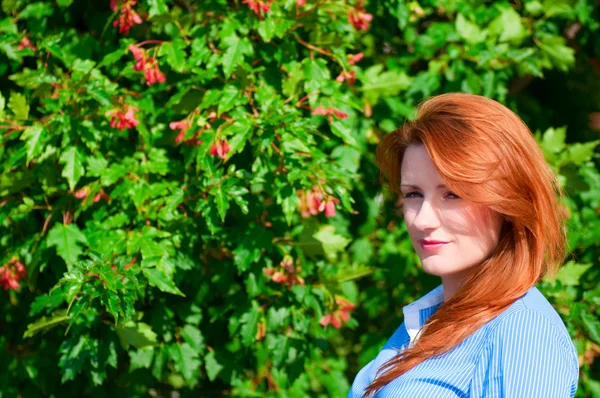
[366,93,569,396]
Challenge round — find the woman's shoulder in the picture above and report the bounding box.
[486,286,570,337]
[481,286,577,361]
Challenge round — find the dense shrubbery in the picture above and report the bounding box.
[1,0,600,396]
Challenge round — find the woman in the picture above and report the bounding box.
[347,93,579,397]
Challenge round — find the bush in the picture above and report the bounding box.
[1,0,599,396]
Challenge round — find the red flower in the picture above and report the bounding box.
[348,52,364,65]
[336,69,357,85]
[17,36,36,52]
[263,257,305,288]
[0,258,27,291]
[93,190,111,203]
[331,108,348,119]
[320,296,356,328]
[106,105,139,130]
[348,1,373,31]
[242,0,272,19]
[210,139,231,159]
[319,197,341,217]
[111,0,143,34]
[74,187,89,199]
[297,186,323,217]
[297,0,306,5]
[311,105,329,116]
[170,120,192,143]
[297,186,340,218]
[311,106,348,122]
[128,44,166,85]
[128,44,145,71]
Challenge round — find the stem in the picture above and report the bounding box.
[136,40,165,47]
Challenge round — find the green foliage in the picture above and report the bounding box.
[1,0,599,396]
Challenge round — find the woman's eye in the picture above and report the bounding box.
[402,191,461,199]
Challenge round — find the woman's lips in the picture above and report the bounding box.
[419,240,449,251]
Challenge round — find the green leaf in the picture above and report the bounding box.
[212,184,230,222]
[257,18,276,42]
[0,91,5,118]
[8,92,29,121]
[538,36,575,71]
[143,267,185,296]
[567,140,599,165]
[170,343,201,387]
[313,225,351,261]
[59,146,86,191]
[330,120,358,147]
[497,6,525,42]
[548,261,592,286]
[23,311,69,338]
[205,350,224,382]
[303,58,330,94]
[56,0,74,7]
[239,301,261,346]
[221,34,252,78]
[18,2,53,19]
[455,13,487,44]
[20,124,45,164]
[47,223,88,269]
[223,119,252,157]
[361,65,412,105]
[129,347,155,371]
[160,39,186,73]
[542,0,572,17]
[116,322,158,349]
[540,126,567,155]
[217,85,239,116]
[582,312,600,344]
[181,324,204,354]
[148,0,168,17]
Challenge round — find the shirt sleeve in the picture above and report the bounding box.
[471,309,579,398]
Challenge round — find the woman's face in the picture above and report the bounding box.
[400,144,505,296]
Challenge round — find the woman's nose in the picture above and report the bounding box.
[412,200,441,230]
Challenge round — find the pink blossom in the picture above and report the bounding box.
[106,105,139,130]
[320,197,341,217]
[128,44,166,85]
[170,120,192,143]
[111,0,143,34]
[320,296,356,328]
[336,69,357,85]
[242,0,272,19]
[17,36,36,52]
[348,2,373,31]
[348,52,364,65]
[74,187,89,199]
[331,108,348,119]
[93,191,111,203]
[311,105,330,116]
[312,106,348,121]
[297,0,306,5]
[144,58,166,85]
[298,186,341,218]
[263,257,305,288]
[0,259,27,291]
[210,139,231,159]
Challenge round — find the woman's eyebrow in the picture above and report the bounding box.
[400,184,447,189]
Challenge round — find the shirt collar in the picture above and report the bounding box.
[402,284,444,344]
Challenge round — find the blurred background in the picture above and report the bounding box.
[0,0,599,396]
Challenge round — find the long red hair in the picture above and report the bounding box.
[366,93,569,396]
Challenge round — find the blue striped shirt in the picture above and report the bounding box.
[347,284,579,397]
